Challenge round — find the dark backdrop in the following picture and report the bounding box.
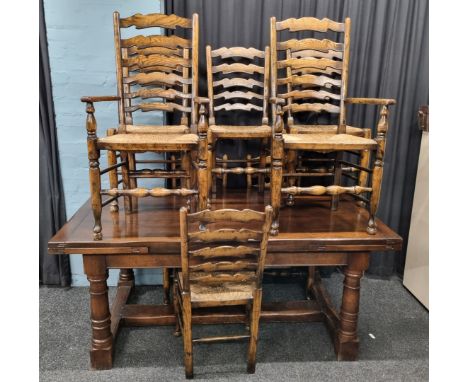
[40,0,70,286]
[165,0,429,277]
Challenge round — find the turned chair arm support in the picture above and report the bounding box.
[345,97,396,106]
[80,95,121,103]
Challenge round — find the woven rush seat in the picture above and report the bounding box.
[289,124,365,136]
[210,125,271,138]
[125,125,190,134]
[97,133,198,151]
[178,271,255,304]
[283,133,378,150]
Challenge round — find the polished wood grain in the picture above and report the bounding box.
[49,191,401,370]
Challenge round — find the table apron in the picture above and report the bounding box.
[104,252,350,268]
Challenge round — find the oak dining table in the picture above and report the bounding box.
[48,190,402,370]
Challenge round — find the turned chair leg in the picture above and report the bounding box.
[247,290,262,374]
[163,268,171,305]
[88,150,103,241]
[357,129,371,207]
[306,266,316,300]
[106,129,119,212]
[246,154,252,188]
[331,152,343,211]
[286,150,297,206]
[207,134,215,197]
[173,279,181,337]
[182,293,193,379]
[258,138,268,193]
[119,151,133,212]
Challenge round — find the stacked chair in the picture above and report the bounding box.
[81,11,395,379]
[205,46,271,195]
[268,16,395,235]
[81,12,208,241]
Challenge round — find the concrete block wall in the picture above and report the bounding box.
[43,0,165,286]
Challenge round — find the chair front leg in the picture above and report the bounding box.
[182,292,194,379]
[258,138,268,193]
[357,129,371,207]
[331,151,344,211]
[119,151,133,212]
[106,129,119,212]
[207,131,215,197]
[286,149,298,206]
[86,102,103,240]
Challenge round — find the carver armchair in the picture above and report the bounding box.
[81,12,211,241]
[269,16,396,235]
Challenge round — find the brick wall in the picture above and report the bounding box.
[43,0,164,286]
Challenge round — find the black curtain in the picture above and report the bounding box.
[165,0,429,277]
[40,0,71,286]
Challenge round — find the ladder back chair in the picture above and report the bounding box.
[206,46,271,195]
[269,16,395,235]
[81,12,210,241]
[174,206,273,378]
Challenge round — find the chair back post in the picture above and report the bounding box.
[205,45,216,125]
[255,205,273,288]
[338,17,351,134]
[262,46,271,125]
[113,12,125,129]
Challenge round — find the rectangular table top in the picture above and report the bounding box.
[48,190,402,255]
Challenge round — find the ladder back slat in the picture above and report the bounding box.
[120,13,192,29]
[190,245,260,258]
[276,17,345,32]
[188,228,263,242]
[211,47,265,59]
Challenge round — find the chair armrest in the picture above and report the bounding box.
[345,97,396,106]
[80,96,121,103]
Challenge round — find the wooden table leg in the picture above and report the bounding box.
[83,255,113,370]
[335,252,369,361]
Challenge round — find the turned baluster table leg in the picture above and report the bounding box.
[336,252,369,361]
[84,255,113,370]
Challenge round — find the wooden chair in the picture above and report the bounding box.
[206,46,271,195]
[174,206,273,378]
[269,16,396,235]
[80,12,210,241]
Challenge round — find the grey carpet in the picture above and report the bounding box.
[40,273,428,381]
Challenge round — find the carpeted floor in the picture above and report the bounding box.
[40,273,428,381]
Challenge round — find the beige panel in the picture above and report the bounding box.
[403,132,429,309]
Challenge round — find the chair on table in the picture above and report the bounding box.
[205,46,271,196]
[173,206,273,378]
[269,16,396,235]
[80,12,212,242]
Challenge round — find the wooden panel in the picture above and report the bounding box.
[278,38,343,52]
[214,90,263,101]
[189,245,260,258]
[188,208,265,223]
[120,13,192,29]
[125,102,191,113]
[214,103,263,112]
[122,54,191,70]
[277,74,341,87]
[189,228,263,242]
[212,63,264,75]
[213,78,263,89]
[284,102,340,114]
[278,89,341,101]
[121,35,191,49]
[277,57,343,70]
[124,72,192,86]
[211,47,265,59]
[124,88,191,100]
[276,17,345,32]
